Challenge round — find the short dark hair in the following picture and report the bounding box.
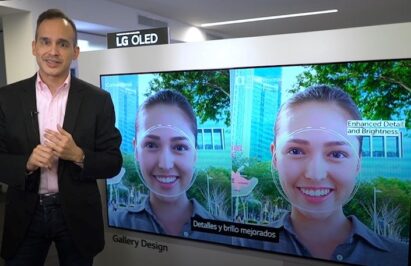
[136,89,198,145]
[274,84,363,153]
[35,9,78,46]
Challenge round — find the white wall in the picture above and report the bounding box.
[2,11,36,83]
[78,22,411,266]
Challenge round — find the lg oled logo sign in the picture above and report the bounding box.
[107,27,169,49]
[115,32,159,47]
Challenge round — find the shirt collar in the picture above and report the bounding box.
[279,212,390,252]
[347,215,389,251]
[36,72,71,93]
[127,197,213,219]
[191,198,214,219]
[277,212,294,232]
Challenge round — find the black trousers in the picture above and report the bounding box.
[5,194,93,266]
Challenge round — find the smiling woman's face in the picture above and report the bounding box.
[272,101,361,214]
[135,104,197,198]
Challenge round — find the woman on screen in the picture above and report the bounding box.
[239,85,408,265]
[110,89,231,244]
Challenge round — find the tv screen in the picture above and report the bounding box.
[101,59,410,265]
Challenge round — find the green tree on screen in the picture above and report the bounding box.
[148,70,230,126]
[345,177,410,240]
[121,154,140,187]
[293,60,411,128]
[188,167,231,219]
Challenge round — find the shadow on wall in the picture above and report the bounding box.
[0,31,7,87]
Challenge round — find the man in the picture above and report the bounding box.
[0,9,122,265]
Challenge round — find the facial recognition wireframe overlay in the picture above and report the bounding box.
[102,59,410,265]
[272,127,361,214]
[135,124,197,198]
[101,71,233,239]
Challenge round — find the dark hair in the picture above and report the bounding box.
[36,9,78,46]
[136,89,197,145]
[274,84,363,153]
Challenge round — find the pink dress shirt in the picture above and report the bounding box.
[36,73,70,194]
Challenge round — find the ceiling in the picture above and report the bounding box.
[107,0,411,39]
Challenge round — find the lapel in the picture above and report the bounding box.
[59,77,84,178]
[20,75,40,149]
[63,76,84,133]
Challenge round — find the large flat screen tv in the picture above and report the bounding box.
[101,59,410,266]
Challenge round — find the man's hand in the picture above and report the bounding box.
[43,124,84,162]
[26,144,55,171]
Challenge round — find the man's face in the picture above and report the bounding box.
[32,18,79,83]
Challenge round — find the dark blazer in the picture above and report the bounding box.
[0,74,122,259]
